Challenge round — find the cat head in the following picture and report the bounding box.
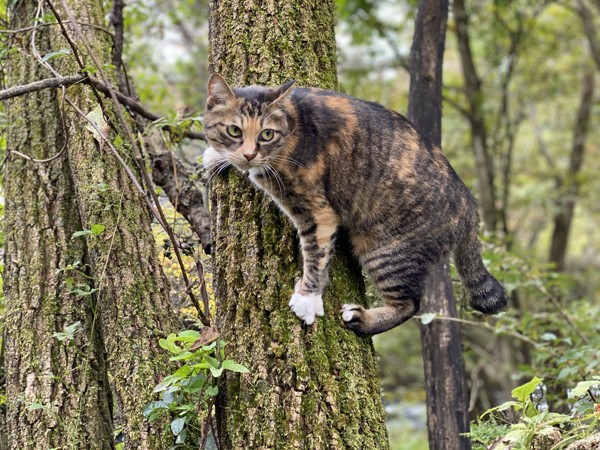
[203,73,296,172]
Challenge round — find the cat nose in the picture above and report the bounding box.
[243,152,257,161]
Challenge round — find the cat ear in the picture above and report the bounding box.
[207,73,235,109]
[268,79,296,106]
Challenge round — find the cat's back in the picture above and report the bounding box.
[290,87,411,138]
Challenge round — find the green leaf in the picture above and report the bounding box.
[71,229,93,239]
[511,377,543,402]
[570,380,600,398]
[159,335,182,354]
[204,355,220,368]
[170,417,185,436]
[221,360,250,373]
[420,312,437,325]
[177,330,201,341]
[90,224,105,236]
[210,366,224,377]
[540,332,557,341]
[143,401,168,417]
[480,400,520,418]
[175,429,187,445]
[169,351,194,362]
[205,385,218,397]
[42,48,71,62]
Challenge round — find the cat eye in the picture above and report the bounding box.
[259,129,275,141]
[226,125,242,138]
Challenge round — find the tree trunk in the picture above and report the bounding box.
[408,1,471,449]
[3,1,178,448]
[3,3,113,448]
[453,0,497,233]
[208,1,389,449]
[549,67,595,271]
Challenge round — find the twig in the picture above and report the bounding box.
[413,314,540,347]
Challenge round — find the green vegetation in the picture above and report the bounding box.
[1,0,599,448]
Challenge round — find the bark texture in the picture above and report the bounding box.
[408,1,471,449]
[3,3,113,448]
[3,1,178,448]
[208,1,389,448]
[51,2,179,448]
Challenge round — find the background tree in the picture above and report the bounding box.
[207,0,389,448]
[2,1,178,448]
[408,1,470,449]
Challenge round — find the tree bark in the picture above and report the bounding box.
[453,0,497,233]
[3,3,113,448]
[208,0,389,448]
[3,1,178,448]
[408,1,471,449]
[549,67,595,271]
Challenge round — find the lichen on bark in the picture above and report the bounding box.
[3,1,178,448]
[208,1,389,448]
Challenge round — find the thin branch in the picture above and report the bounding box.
[0,73,205,140]
[0,74,85,100]
[0,20,113,36]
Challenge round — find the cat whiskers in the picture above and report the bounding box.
[262,162,286,200]
[205,159,230,185]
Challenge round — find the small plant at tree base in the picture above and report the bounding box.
[471,376,600,450]
[144,329,249,449]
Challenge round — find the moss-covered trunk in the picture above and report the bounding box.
[208,1,389,448]
[3,3,113,448]
[3,1,177,448]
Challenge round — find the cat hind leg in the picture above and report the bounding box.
[342,249,426,335]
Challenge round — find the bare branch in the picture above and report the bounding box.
[0,74,86,100]
[0,73,205,140]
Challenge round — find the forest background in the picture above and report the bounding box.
[0,0,599,449]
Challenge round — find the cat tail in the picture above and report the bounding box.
[454,228,507,314]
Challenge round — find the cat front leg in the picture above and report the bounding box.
[289,205,340,325]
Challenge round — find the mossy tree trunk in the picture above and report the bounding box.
[3,3,113,449]
[3,1,177,448]
[208,1,389,449]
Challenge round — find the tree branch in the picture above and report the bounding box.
[0,73,205,140]
[0,74,86,100]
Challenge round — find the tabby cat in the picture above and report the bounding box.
[203,73,506,336]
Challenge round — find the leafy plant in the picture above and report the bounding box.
[144,329,249,449]
[473,377,600,449]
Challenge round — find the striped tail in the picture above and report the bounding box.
[454,229,507,314]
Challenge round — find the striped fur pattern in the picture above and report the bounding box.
[203,73,506,336]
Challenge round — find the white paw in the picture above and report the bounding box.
[341,304,363,323]
[289,292,324,325]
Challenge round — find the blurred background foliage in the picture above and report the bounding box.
[1,0,599,448]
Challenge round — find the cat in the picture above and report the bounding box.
[203,73,506,336]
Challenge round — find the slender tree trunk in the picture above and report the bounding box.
[549,67,595,271]
[453,0,497,233]
[408,1,471,449]
[3,1,178,448]
[3,3,113,448]
[208,1,389,448]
